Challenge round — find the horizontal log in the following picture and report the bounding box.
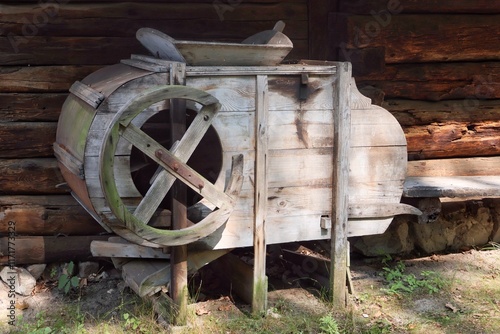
[0,3,307,39]
[0,37,144,66]
[407,156,500,177]
[0,122,56,158]
[356,62,500,100]
[0,195,105,236]
[0,93,67,121]
[403,176,500,198]
[341,15,500,63]
[0,66,101,93]
[0,235,110,265]
[0,158,67,194]
[339,0,500,14]
[385,99,500,126]
[405,121,500,160]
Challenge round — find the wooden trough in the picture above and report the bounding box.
[54,44,419,315]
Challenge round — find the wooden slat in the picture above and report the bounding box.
[0,158,67,194]
[90,241,170,259]
[404,176,500,198]
[407,156,500,177]
[252,75,269,314]
[330,62,351,306]
[0,195,105,236]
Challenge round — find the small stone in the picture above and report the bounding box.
[26,264,47,280]
[0,266,36,296]
[78,261,100,278]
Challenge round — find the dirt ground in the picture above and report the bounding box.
[1,247,499,333]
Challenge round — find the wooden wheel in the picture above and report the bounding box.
[100,85,243,246]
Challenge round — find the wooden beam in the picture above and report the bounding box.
[252,75,269,314]
[0,235,109,265]
[330,62,351,306]
[407,156,500,177]
[404,176,500,198]
[90,241,170,259]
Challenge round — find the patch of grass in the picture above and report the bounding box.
[380,257,447,296]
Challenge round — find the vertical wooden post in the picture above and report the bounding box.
[252,75,269,314]
[330,62,351,306]
[170,62,188,325]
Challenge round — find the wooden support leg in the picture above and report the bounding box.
[170,66,188,325]
[330,62,351,306]
[252,75,269,314]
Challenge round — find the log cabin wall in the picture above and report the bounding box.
[332,0,500,161]
[0,0,313,264]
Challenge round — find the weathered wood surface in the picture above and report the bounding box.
[404,176,500,198]
[407,156,500,177]
[91,240,170,259]
[330,62,350,306]
[356,62,500,101]
[0,122,57,158]
[0,235,109,265]
[405,121,500,160]
[385,99,500,126]
[0,159,66,194]
[341,15,500,64]
[0,195,105,236]
[0,66,101,93]
[0,93,66,121]
[339,0,500,14]
[252,75,269,313]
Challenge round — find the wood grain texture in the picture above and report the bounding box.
[356,62,500,101]
[343,14,500,63]
[339,0,500,14]
[0,158,66,194]
[407,156,500,177]
[0,195,105,235]
[0,122,57,158]
[0,93,67,121]
[404,176,500,198]
[0,235,109,265]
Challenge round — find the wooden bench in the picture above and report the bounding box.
[402,156,500,223]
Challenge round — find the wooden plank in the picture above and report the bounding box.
[0,3,307,39]
[0,235,109,265]
[0,122,57,158]
[0,36,143,66]
[403,176,500,198]
[330,62,351,306]
[0,66,101,93]
[252,75,269,314]
[0,158,67,194]
[407,157,500,177]
[0,93,67,122]
[356,62,500,101]
[90,241,170,259]
[343,14,500,63]
[385,99,500,126]
[0,195,105,236]
[339,0,500,14]
[405,121,500,160]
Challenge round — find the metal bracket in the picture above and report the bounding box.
[299,73,309,101]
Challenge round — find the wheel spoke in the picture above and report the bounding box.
[120,109,228,224]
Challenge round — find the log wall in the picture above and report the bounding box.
[0,0,312,264]
[332,0,500,160]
